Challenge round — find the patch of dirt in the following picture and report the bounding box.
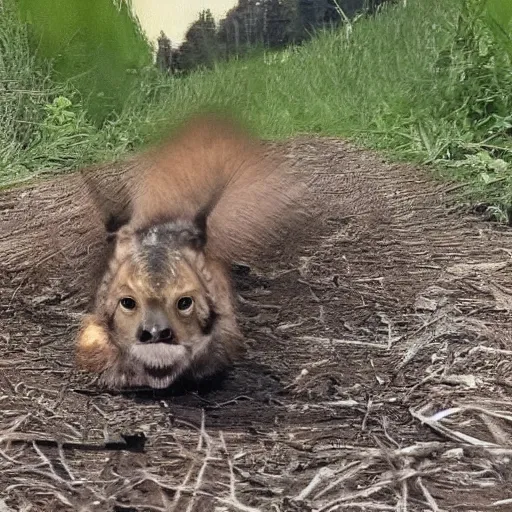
[1,137,512,511]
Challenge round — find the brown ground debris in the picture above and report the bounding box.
[1,137,512,511]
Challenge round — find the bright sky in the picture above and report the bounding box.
[131,0,237,46]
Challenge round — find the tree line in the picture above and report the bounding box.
[156,0,393,74]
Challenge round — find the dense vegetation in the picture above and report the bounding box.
[1,0,511,220]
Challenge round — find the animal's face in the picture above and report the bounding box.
[109,251,217,373]
[76,222,242,389]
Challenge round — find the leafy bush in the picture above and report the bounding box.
[17,0,154,125]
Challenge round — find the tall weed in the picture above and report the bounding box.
[432,0,512,218]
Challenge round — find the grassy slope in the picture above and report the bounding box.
[2,0,512,217]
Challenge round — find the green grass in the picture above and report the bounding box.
[2,0,512,219]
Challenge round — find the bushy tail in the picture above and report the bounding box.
[121,113,309,263]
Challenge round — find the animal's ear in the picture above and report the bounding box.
[105,210,132,242]
[80,166,133,241]
[187,180,229,251]
[75,314,118,374]
[190,207,208,250]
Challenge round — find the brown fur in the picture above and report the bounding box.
[127,113,308,262]
[75,113,309,390]
[76,315,118,373]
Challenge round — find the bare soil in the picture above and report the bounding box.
[1,137,512,511]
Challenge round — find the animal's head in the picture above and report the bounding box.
[75,213,243,389]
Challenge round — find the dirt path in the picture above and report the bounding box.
[1,138,512,511]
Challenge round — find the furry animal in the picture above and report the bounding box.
[75,114,307,390]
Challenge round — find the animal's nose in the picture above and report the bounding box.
[138,325,173,343]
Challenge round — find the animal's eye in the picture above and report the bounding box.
[120,297,137,310]
[176,296,194,312]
